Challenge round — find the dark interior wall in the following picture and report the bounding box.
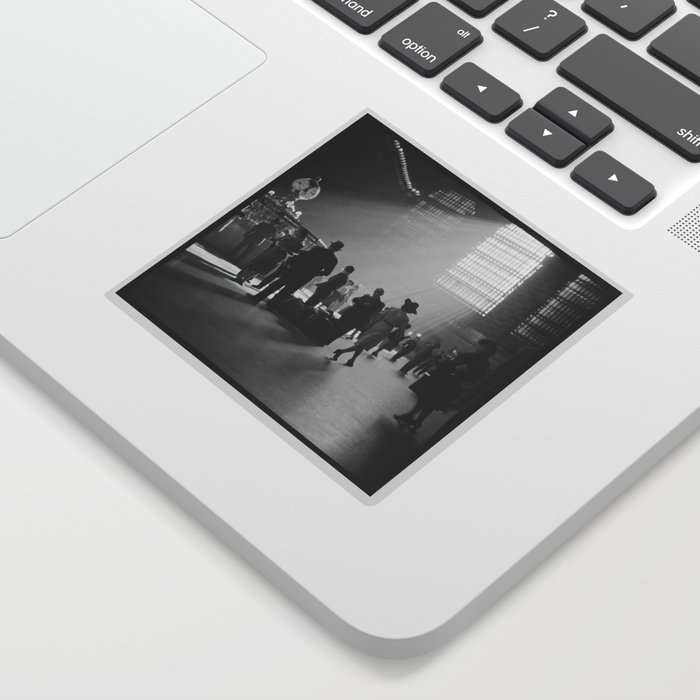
[469,256,578,342]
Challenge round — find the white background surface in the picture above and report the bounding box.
[1,352,699,699]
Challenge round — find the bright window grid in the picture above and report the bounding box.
[436,224,554,316]
[512,275,603,347]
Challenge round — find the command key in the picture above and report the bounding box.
[312,0,418,34]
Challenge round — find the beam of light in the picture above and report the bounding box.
[435,224,554,316]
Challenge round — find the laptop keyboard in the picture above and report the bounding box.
[493,0,587,60]
[441,63,523,121]
[379,3,482,76]
[309,0,700,216]
[582,0,676,39]
[649,15,700,85]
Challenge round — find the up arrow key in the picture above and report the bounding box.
[608,173,619,182]
[534,87,614,146]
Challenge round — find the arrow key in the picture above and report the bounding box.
[506,108,586,166]
[441,63,523,122]
[571,151,656,214]
[535,87,613,145]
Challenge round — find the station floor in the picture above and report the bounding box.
[119,253,451,494]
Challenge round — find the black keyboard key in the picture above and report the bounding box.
[311,0,418,34]
[507,108,586,166]
[571,151,656,214]
[582,0,675,40]
[649,15,700,86]
[441,63,522,122]
[535,87,613,144]
[493,0,587,60]
[380,2,482,77]
[447,0,509,18]
[558,35,700,162]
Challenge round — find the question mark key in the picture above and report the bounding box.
[493,0,587,60]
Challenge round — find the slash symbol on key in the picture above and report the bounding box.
[523,25,540,32]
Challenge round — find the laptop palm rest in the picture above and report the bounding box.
[0,0,264,238]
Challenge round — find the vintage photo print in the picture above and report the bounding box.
[118,115,621,496]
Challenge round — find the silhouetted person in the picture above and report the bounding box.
[322,288,384,345]
[369,327,411,357]
[227,219,277,265]
[413,348,448,378]
[235,228,309,284]
[399,341,441,376]
[330,299,419,367]
[390,333,422,363]
[252,241,344,304]
[304,266,355,309]
[394,339,497,431]
[325,281,359,312]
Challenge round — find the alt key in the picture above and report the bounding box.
[380,2,483,77]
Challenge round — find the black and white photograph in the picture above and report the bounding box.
[118,115,621,495]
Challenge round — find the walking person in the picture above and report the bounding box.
[325,281,359,313]
[394,339,497,432]
[321,288,385,345]
[252,241,344,304]
[412,347,447,378]
[369,327,411,358]
[330,299,419,367]
[389,333,422,363]
[304,266,355,309]
[398,341,440,376]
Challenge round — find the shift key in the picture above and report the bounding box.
[558,35,700,162]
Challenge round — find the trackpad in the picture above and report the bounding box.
[0,0,264,238]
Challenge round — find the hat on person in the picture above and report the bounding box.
[402,298,419,314]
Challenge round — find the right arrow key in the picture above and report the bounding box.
[535,87,613,145]
[571,151,656,214]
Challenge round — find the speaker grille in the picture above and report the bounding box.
[669,204,700,252]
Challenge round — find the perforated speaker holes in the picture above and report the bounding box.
[669,204,700,253]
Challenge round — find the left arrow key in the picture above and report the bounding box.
[441,62,522,122]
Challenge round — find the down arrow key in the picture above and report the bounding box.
[506,108,586,167]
